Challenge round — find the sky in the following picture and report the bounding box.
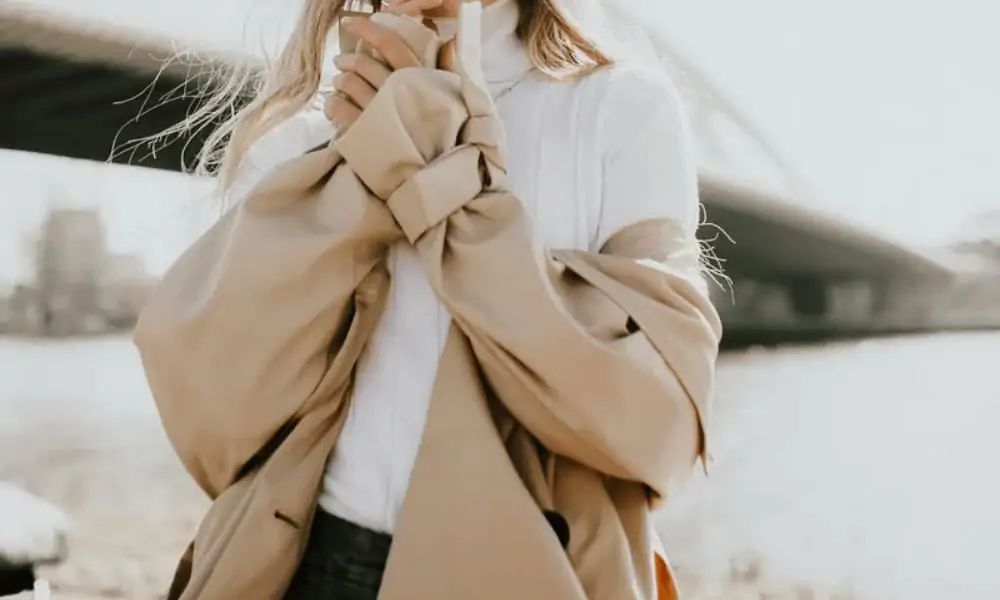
[2,0,999,283]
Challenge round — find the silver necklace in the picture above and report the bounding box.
[492,69,535,102]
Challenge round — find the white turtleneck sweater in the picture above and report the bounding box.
[229,0,699,534]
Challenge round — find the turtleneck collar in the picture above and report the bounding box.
[480,0,533,88]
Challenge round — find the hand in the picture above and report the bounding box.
[325,3,466,128]
[384,0,461,70]
[384,0,461,18]
[325,17,422,128]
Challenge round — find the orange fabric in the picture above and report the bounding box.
[655,551,680,600]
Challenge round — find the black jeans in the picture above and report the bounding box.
[284,508,392,600]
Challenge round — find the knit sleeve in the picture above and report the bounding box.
[225,109,334,203]
[591,65,700,252]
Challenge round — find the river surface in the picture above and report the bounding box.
[1,332,998,599]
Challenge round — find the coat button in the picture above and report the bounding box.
[543,510,570,549]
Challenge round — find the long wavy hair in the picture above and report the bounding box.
[159,0,612,191]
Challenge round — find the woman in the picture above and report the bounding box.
[135,1,722,599]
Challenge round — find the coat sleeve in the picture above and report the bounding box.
[133,141,402,499]
[336,66,722,500]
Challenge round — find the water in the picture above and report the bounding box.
[658,332,1000,599]
[1,332,998,599]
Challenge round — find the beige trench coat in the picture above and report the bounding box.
[134,5,722,599]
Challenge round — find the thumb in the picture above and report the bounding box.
[437,38,457,72]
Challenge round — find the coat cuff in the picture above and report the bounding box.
[386,112,503,243]
[337,83,501,243]
[384,145,483,243]
[332,79,427,200]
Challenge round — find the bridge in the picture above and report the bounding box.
[0,4,954,345]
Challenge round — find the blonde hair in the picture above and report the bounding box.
[160,0,612,191]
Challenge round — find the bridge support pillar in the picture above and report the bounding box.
[786,276,829,318]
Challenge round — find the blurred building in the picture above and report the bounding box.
[3,285,44,335]
[0,208,157,337]
[98,252,157,329]
[0,291,7,333]
[950,208,1000,269]
[34,209,108,335]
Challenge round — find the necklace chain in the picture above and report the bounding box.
[492,69,535,102]
[321,68,533,106]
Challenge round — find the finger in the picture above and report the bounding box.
[385,0,443,16]
[324,93,362,128]
[333,72,378,108]
[388,0,459,18]
[334,52,393,89]
[342,17,421,71]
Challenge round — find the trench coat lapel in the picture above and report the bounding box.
[379,326,586,600]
